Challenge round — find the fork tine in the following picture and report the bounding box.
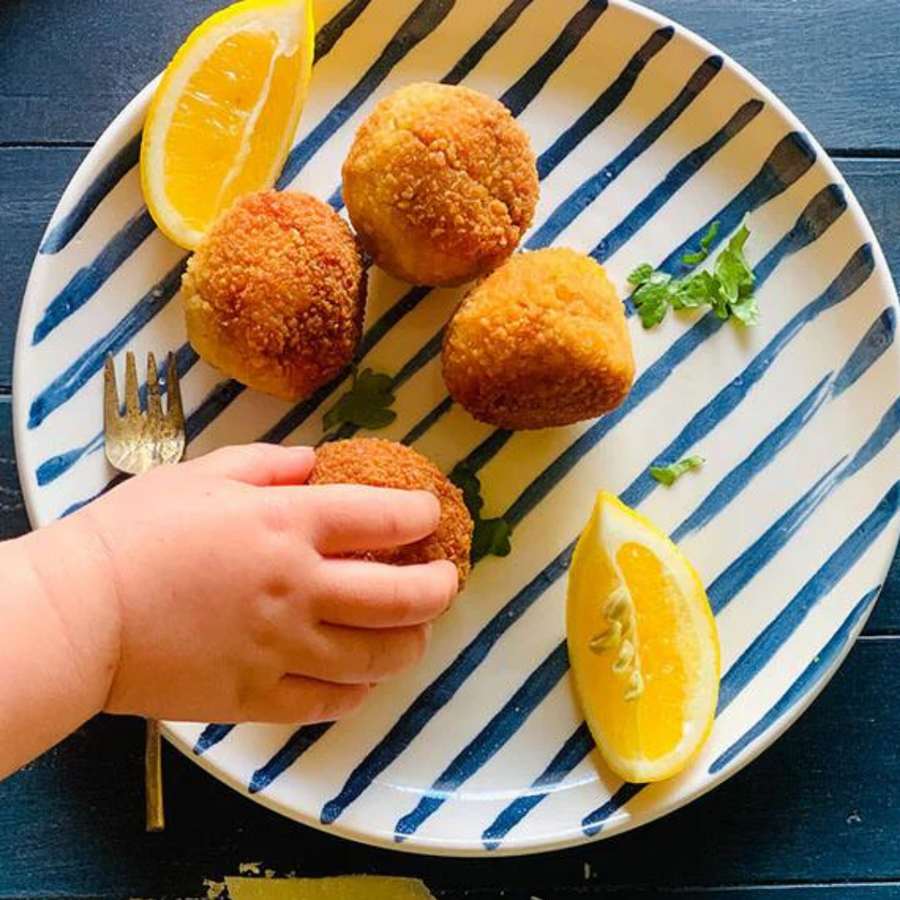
[146,352,163,418]
[104,354,120,432]
[124,351,141,416]
[165,352,185,429]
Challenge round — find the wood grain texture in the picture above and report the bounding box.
[0,0,899,149]
[0,639,897,898]
[0,147,87,390]
[0,399,27,541]
[642,0,900,153]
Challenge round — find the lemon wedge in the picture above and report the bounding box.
[567,492,720,783]
[141,0,314,249]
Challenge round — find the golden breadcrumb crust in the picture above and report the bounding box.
[342,82,538,287]
[182,190,366,401]
[309,438,473,585]
[442,248,636,429]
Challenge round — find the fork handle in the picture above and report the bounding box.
[144,718,164,832]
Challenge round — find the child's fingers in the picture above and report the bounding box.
[288,623,431,684]
[197,443,316,486]
[314,559,458,628]
[302,485,441,554]
[242,677,369,724]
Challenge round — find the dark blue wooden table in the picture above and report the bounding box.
[2,1,899,897]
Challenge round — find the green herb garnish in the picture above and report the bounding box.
[681,220,720,267]
[323,367,397,431]
[450,464,512,563]
[649,455,705,486]
[629,221,758,328]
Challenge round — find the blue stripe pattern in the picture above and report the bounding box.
[709,585,880,774]
[40,131,143,254]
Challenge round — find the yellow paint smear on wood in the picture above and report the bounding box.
[225,875,436,900]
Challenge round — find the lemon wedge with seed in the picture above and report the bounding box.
[567,492,720,783]
[141,0,314,249]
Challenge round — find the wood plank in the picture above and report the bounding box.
[0,398,28,541]
[0,639,898,897]
[0,147,87,389]
[0,1,898,150]
[642,0,900,153]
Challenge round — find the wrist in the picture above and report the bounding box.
[21,516,123,717]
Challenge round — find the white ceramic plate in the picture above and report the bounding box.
[13,0,900,856]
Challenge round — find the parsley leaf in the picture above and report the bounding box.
[649,455,705,486]
[628,263,655,286]
[681,220,720,267]
[632,271,680,328]
[450,464,512,563]
[629,221,758,329]
[323,367,397,431]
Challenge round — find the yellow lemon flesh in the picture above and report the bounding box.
[567,492,720,783]
[141,0,314,249]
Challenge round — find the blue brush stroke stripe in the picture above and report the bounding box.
[36,434,105,488]
[33,210,158,345]
[40,131,143,255]
[36,345,199,486]
[185,379,247,443]
[710,585,880,775]
[528,56,724,250]
[672,305,896,543]
[402,396,455,445]
[754,184,846,285]
[482,722,594,849]
[719,482,900,713]
[28,259,188,429]
[707,459,846,615]
[833,307,897,398]
[314,0,373,61]
[581,783,647,836]
[840,394,900,481]
[394,642,571,840]
[194,724,235,755]
[277,0,455,189]
[443,0,536,85]
[672,375,834,542]
[454,429,514,474]
[592,99,763,263]
[319,545,574,825]
[499,0,608,117]
[621,245,876,510]
[537,26,673,179]
[249,723,334,794]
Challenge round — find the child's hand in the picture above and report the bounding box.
[61,444,458,724]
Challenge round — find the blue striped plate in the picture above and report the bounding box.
[12,0,900,855]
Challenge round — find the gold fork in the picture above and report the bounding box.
[103,351,186,831]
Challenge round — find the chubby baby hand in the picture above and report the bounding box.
[67,443,458,724]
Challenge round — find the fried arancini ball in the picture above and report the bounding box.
[442,248,635,430]
[310,438,473,585]
[182,190,366,401]
[341,82,538,287]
